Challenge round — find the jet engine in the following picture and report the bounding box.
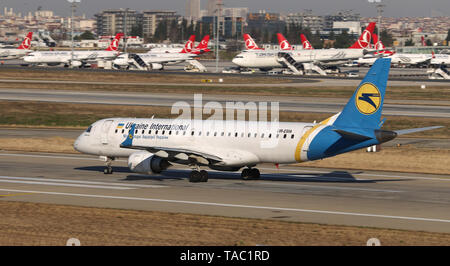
[128,151,171,174]
[70,60,83,68]
[150,63,163,70]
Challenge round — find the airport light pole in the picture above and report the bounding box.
[67,0,80,67]
[369,0,385,51]
[215,1,223,73]
[124,8,129,54]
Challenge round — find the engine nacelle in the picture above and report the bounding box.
[70,60,83,67]
[150,63,163,70]
[128,151,171,174]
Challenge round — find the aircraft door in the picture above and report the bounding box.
[101,120,114,145]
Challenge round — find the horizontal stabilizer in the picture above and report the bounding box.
[395,126,443,136]
[333,129,372,141]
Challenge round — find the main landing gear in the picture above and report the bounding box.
[103,157,115,175]
[189,164,208,183]
[241,168,260,180]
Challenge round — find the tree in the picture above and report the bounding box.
[380,29,394,47]
[334,30,353,48]
[405,38,414,46]
[426,39,433,46]
[77,31,95,40]
[446,29,450,43]
[130,24,143,38]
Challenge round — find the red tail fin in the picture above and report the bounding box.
[243,34,263,50]
[300,34,313,50]
[349,22,376,49]
[17,32,33,50]
[106,33,123,51]
[277,33,293,50]
[421,36,427,46]
[196,35,210,50]
[180,35,196,53]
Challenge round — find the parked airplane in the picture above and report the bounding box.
[357,34,395,66]
[149,35,196,54]
[112,35,209,70]
[232,22,376,72]
[431,52,450,66]
[74,58,441,182]
[243,34,264,50]
[23,33,123,67]
[0,32,33,59]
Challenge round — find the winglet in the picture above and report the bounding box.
[120,124,136,148]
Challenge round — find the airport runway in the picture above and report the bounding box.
[1,88,449,118]
[0,151,449,233]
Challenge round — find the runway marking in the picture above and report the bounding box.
[0,188,449,224]
[0,153,449,181]
[0,176,166,189]
[258,182,404,193]
[0,179,134,190]
[0,192,34,197]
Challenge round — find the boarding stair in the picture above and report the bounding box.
[185,60,207,72]
[129,53,148,70]
[277,52,303,75]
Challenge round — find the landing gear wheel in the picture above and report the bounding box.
[104,167,113,175]
[241,168,251,180]
[249,168,260,180]
[189,171,202,183]
[200,170,209,182]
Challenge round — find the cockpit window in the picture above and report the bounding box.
[86,126,92,133]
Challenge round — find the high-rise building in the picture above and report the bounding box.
[186,0,201,20]
[95,9,140,36]
[207,0,223,16]
[142,10,179,37]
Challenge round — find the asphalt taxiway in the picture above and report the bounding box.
[0,151,449,233]
[1,89,449,118]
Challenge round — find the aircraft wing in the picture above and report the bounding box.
[143,57,193,64]
[120,143,223,165]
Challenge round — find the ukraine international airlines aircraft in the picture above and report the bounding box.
[74,58,441,182]
[113,35,210,69]
[232,23,376,70]
[0,32,33,59]
[23,33,123,67]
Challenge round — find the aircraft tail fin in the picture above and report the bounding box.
[277,33,292,50]
[243,34,262,50]
[105,33,123,51]
[180,35,196,53]
[332,58,391,129]
[120,124,136,148]
[300,34,313,50]
[349,22,376,49]
[17,32,33,50]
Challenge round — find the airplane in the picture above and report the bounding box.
[431,51,450,66]
[243,34,264,50]
[23,33,123,67]
[277,33,294,50]
[113,35,210,70]
[0,32,33,59]
[357,34,395,66]
[74,58,442,182]
[232,22,376,72]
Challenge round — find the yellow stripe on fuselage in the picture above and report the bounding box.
[294,124,322,163]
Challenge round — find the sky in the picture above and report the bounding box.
[1,0,449,18]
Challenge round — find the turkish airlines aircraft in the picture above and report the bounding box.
[113,35,209,69]
[357,34,395,65]
[0,32,33,59]
[243,34,264,50]
[232,23,376,70]
[277,33,293,50]
[23,33,123,67]
[74,58,441,181]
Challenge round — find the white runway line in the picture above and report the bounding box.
[257,182,404,193]
[0,176,166,189]
[0,188,449,224]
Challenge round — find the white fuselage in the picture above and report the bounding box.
[390,53,431,65]
[113,52,195,67]
[232,49,367,69]
[431,54,450,66]
[24,50,118,64]
[74,118,324,167]
[0,48,31,59]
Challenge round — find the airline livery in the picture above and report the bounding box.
[23,33,123,67]
[243,34,264,50]
[0,32,33,59]
[113,35,210,69]
[74,58,441,182]
[277,33,294,50]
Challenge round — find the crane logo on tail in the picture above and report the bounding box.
[355,83,381,115]
[358,30,371,49]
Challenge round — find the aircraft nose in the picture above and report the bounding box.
[73,134,87,153]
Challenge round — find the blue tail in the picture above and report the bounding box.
[333,58,391,129]
[120,123,136,148]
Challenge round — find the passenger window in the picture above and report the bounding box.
[291,134,295,139]
[115,129,118,134]
[156,130,159,135]
[135,130,138,134]
[254,133,257,138]
[162,130,165,135]
[248,133,251,138]
[207,132,210,136]
[122,129,124,134]
[198,131,202,136]
[283,134,287,139]
[169,131,172,135]
[183,131,186,135]
[191,131,195,136]
[276,134,279,138]
[142,130,145,134]
[221,132,224,136]
[261,133,265,138]
[269,134,272,138]
[228,132,231,137]
[214,132,217,137]
[235,132,238,137]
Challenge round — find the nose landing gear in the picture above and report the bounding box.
[103,157,115,175]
